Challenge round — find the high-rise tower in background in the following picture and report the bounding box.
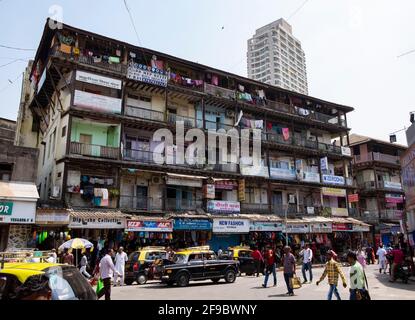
[247,18,308,95]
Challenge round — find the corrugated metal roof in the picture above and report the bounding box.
[0,182,39,200]
[69,209,131,220]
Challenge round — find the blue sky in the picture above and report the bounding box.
[0,0,414,144]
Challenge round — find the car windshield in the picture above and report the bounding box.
[172,254,188,264]
[145,252,166,261]
[45,266,96,301]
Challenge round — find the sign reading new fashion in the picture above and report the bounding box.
[250,221,283,232]
[69,216,125,229]
[126,220,173,232]
[213,219,250,233]
[322,175,345,186]
[76,71,122,90]
[173,219,212,231]
[74,90,122,114]
[207,201,241,214]
[127,62,168,87]
[322,188,346,197]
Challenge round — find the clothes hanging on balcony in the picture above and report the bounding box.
[109,56,120,64]
[101,189,109,207]
[267,122,273,131]
[211,75,219,86]
[238,84,245,92]
[254,120,263,129]
[194,80,204,87]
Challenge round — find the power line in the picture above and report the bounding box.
[0,44,36,51]
[0,58,29,69]
[397,49,415,58]
[0,73,23,94]
[288,0,310,21]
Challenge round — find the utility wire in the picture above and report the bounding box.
[0,73,23,94]
[0,58,29,69]
[0,44,36,51]
[122,0,148,65]
[288,0,310,21]
[397,49,415,58]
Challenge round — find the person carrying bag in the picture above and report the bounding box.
[347,251,371,300]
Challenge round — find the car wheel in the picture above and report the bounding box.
[136,274,148,285]
[124,278,134,286]
[176,273,190,287]
[211,278,220,283]
[225,269,236,283]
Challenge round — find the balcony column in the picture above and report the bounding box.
[202,97,206,130]
[296,189,300,214]
[164,88,168,123]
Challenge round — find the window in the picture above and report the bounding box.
[61,126,67,138]
[0,164,13,181]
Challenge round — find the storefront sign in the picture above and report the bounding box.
[353,225,370,232]
[215,180,238,190]
[74,90,122,114]
[166,176,203,188]
[385,194,404,203]
[127,62,168,87]
[0,202,13,215]
[238,179,246,202]
[207,201,241,214]
[173,219,212,231]
[76,71,122,90]
[270,168,296,180]
[36,211,70,225]
[383,181,402,190]
[301,172,321,183]
[348,194,359,203]
[322,187,346,197]
[250,221,283,232]
[320,157,328,172]
[283,224,310,234]
[213,219,250,234]
[322,175,345,186]
[332,223,353,231]
[341,146,352,157]
[126,220,173,232]
[203,184,216,199]
[331,207,349,217]
[0,201,36,224]
[70,217,125,229]
[310,223,333,233]
[241,165,270,178]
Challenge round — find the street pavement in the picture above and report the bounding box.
[111,264,415,300]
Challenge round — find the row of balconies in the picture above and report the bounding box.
[353,152,401,166]
[357,180,403,191]
[51,47,348,129]
[69,141,352,187]
[349,208,404,221]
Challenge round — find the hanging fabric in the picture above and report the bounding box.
[282,128,290,141]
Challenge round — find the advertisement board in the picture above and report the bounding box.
[250,221,283,232]
[213,219,250,233]
[126,220,173,232]
[76,71,122,90]
[207,201,241,214]
[74,90,122,114]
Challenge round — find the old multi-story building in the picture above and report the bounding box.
[247,18,308,94]
[15,19,367,254]
[348,134,407,246]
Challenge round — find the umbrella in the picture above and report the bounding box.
[58,238,94,265]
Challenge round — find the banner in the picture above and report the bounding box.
[238,179,246,202]
[70,216,125,229]
[213,219,250,233]
[203,184,216,199]
[215,180,238,190]
[74,90,122,114]
[173,219,212,231]
[127,62,168,87]
[76,71,122,90]
[385,194,404,203]
[250,221,283,232]
[126,220,173,232]
[310,223,332,233]
[207,201,241,214]
[320,157,329,172]
[341,146,352,157]
[348,194,359,203]
[332,223,353,231]
[322,175,345,186]
[282,224,310,234]
[322,187,346,197]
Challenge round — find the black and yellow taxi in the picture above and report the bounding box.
[155,246,238,287]
[0,263,96,300]
[220,246,257,276]
[125,246,167,285]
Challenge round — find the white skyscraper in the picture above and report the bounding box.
[247,18,308,95]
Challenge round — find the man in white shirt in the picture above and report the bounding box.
[301,243,313,284]
[114,247,128,286]
[376,244,387,274]
[98,249,121,300]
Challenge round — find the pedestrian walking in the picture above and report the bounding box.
[347,251,370,300]
[46,249,58,263]
[79,251,91,279]
[262,247,277,288]
[357,248,367,269]
[389,245,405,282]
[98,249,121,301]
[114,247,128,286]
[62,248,74,266]
[300,243,313,284]
[252,247,264,277]
[376,244,387,274]
[316,250,347,300]
[217,247,223,258]
[282,246,296,296]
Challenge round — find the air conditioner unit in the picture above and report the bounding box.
[152,176,163,185]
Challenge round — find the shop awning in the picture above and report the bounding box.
[69,209,131,220]
[239,214,283,222]
[347,218,371,227]
[302,217,333,223]
[0,182,39,201]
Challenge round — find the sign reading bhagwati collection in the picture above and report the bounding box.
[213,219,250,233]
